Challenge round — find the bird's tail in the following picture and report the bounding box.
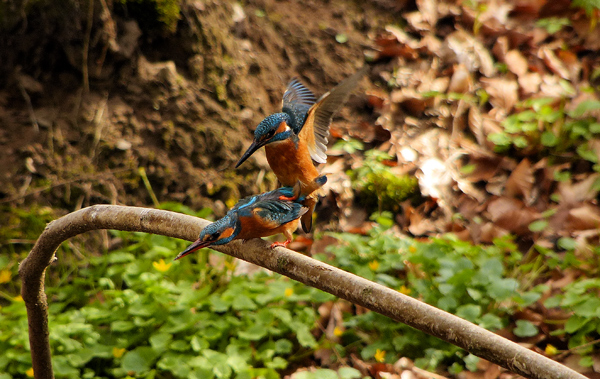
[300,175,327,233]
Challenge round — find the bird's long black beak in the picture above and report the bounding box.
[174,239,213,260]
[235,140,262,168]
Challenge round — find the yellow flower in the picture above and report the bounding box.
[399,285,411,295]
[226,197,237,209]
[333,326,344,337]
[0,269,11,284]
[545,344,558,356]
[224,260,236,271]
[13,295,23,302]
[374,349,386,363]
[153,259,172,272]
[284,288,294,297]
[368,260,380,271]
[409,246,417,253]
[113,347,126,358]
[26,367,34,377]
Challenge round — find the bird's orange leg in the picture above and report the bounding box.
[270,229,293,248]
[270,240,291,248]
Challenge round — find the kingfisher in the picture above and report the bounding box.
[174,176,327,260]
[235,67,367,233]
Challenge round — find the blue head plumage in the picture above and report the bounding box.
[174,215,238,260]
[235,113,293,168]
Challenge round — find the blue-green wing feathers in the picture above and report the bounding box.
[282,78,317,133]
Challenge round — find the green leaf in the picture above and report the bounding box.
[265,356,288,370]
[170,340,189,352]
[544,295,562,308]
[513,136,528,148]
[191,335,209,352]
[107,252,135,263]
[464,354,479,371]
[570,99,600,117]
[121,347,158,373]
[488,278,518,300]
[238,325,268,341]
[557,237,577,251]
[293,323,318,348]
[338,367,362,379]
[111,320,135,332]
[535,17,570,34]
[513,320,539,337]
[335,33,349,43]
[577,144,598,163]
[528,220,548,232]
[541,131,558,147]
[274,339,293,354]
[226,355,249,373]
[213,361,232,379]
[150,333,172,352]
[312,369,339,379]
[579,355,594,368]
[573,298,600,318]
[554,170,571,182]
[456,304,481,322]
[231,294,257,311]
[479,313,503,330]
[488,133,512,146]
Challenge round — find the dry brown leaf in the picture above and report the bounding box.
[404,11,431,32]
[448,64,473,94]
[505,158,535,202]
[568,204,600,231]
[557,50,581,84]
[518,72,542,95]
[466,156,503,182]
[572,18,600,50]
[385,25,421,49]
[468,105,485,146]
[487,197,539,235]
[417,0,438,28]
[482,78,519,113]
[539,74,574,98]
[391,88,432,116]
[446,29,496,77]
[513,0,549,15]
[505,50,528,77]
[486,174,507,196]
[484,363,502,379]
[408,209,438,236]
[492,36,509,62]
[539,47,570,80]
[417,34,444,57]
[558,174,600,205]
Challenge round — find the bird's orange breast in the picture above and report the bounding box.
[265,139,320,195]
[235,212,298,240]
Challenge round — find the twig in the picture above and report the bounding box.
[17,78,39,132]
[138,167,161,208]
[83,0,94,93]
[19,205,585,379]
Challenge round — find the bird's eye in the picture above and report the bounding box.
[210,232,220,241]
[266,130,276,139]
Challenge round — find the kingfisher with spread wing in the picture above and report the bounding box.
[174,176,327,260]
[235,67,367,232]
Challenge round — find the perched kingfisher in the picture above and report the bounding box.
[174,176,327,260]
[235,67,367,233]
